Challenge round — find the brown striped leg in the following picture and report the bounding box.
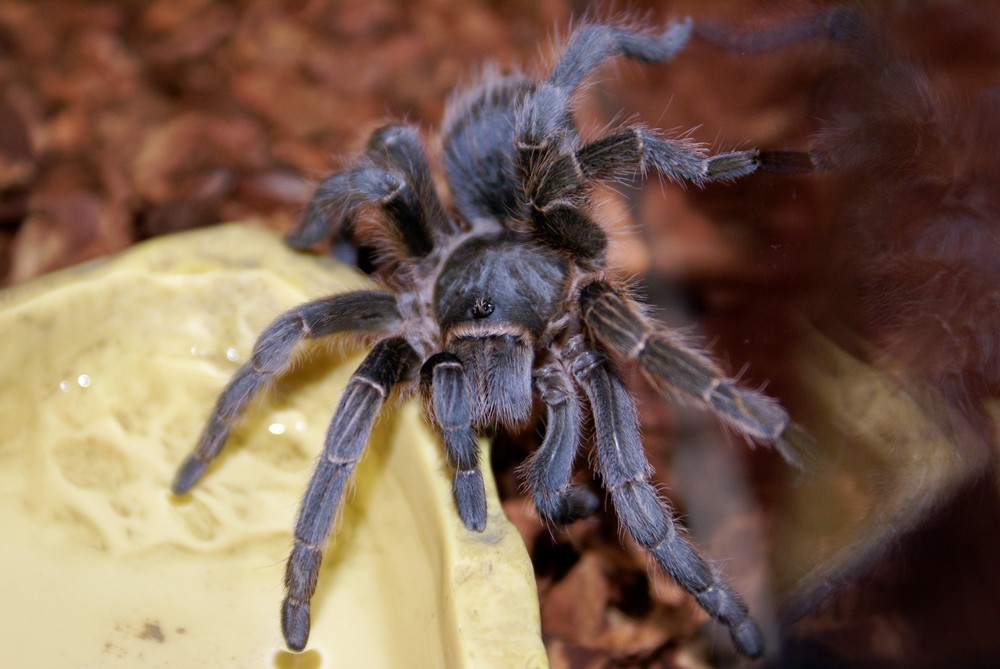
[579,280,814,469]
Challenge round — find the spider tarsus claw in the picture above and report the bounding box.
[757,149,816,174]
[453,471,487,532]
[776,422,819,472]
[535,486,598,525]
[562,486,599,523]
[730,618,765,659]
[281,598,311,652]
[171,456,207,495]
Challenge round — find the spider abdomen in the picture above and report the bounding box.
[442,75,534,223]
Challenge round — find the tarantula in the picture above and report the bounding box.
[172,18,812,659]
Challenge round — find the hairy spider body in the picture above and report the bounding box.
[174,18,812,660]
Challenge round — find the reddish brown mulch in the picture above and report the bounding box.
[5,2,1000,668]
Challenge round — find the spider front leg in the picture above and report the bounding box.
[421,353,488,532]
[283,336,420,651]
[580,280,814,469]
[521,362,597,525]
[569,344,765,658]
[172,291,403,494]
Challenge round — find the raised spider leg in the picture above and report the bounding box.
[514,20,758,259]
[579,280,814,470]
[520,129,760,258]
[282,335,420,651]
[172,291,402,494]
[517,19,694,146]
[521,362,597,525]
[569,344,765,658]
[287,124,449,254]
[421,353,488,532]
[693,6,867,55]
[576,129,759,185]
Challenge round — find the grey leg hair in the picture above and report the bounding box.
[282,335,421,651]
[569,345,765,659]
[512,19,760,260]
[574,128,759,184]
[172,291,403,494]
[362,124,456,237]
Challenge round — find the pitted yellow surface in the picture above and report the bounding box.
[0,224,547,669]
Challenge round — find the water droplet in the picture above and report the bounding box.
[226,347,239,362]
[268,423,287,435]
[77,374,91,388]
[59,381,69,393]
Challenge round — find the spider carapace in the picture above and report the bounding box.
[173,17,814,659]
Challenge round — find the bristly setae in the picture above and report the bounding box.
[172,16,817,659]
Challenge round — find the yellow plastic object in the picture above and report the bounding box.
[0,224,548,669]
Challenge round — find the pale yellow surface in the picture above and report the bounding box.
[0,224,548,669]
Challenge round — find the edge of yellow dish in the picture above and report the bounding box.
[0,223,548,669]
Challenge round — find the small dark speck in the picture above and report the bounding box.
[176,627,187,635]
[139,621,165,643]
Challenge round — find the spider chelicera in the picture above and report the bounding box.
[172,17,814,658]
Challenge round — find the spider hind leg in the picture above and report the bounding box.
[569,344,765,658]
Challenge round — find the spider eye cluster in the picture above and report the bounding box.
[471,297,494,319]
[433,233,566,337]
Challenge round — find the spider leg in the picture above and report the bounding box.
[363,124,454,234]
[519,127,761,258]
[576,128,759,185]
[282,335,420,651]
[511,20,699,259]
[579,280,814,470]
[522,362,597,525]
[421,353,488,531]
[288,124,450,255]
[569,344,764,658]
[693,6,866,55]
[517,20,694,145]
[172,291,402,494]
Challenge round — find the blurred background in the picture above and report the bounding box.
[2,1,999,667]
